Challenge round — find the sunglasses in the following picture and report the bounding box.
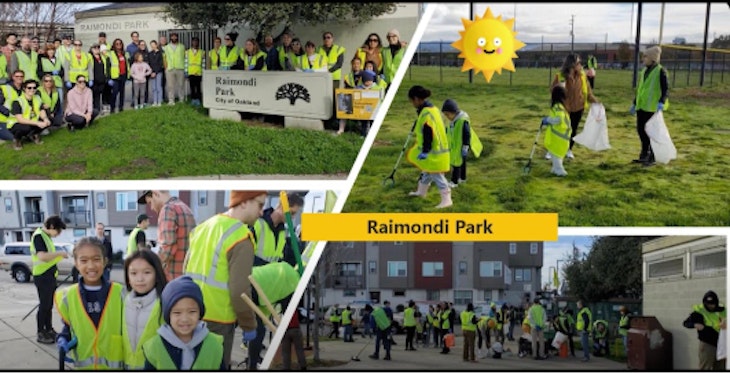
[25,86,37,90]
[43,79,52,83]
[323,36,332,39]
[74,43,82,46]
[369,38,379,42]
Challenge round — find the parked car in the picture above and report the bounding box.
[0,242,77,283]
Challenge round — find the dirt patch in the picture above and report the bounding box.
[131,157,156,168]
[57,162,86,176]
[373,139,394,147]
[19,174,49,180]
[680,88,730,101]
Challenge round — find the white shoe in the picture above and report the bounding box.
[566,150,575,159]
[168,100,175,106]
[458,179,466,184]
[545,153,552,160]
[448,181,458,188]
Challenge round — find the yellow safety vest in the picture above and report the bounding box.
[460,310,476,331]
[278,46,292,70]
[241,51,268,71]
[477,316,488,330]
[122,300,162,370]
[382,46,405,84]
[342,309,352,325]
[15,50,39,81]
[693,304,726,332]
[593,320,608,338]
[636,64,669,112]
[318,44,345,80]
[30,227,61,277]
[330,310,341,323]
[0,84,20,123]
[543,102,571,158]
[286,52,303,71]
[0,54,7,82]
[404,307,416,327]
[440,310,451,329]
[184,214,252,324]
[301,54,326,71]
[69,52,91,82]
[218,46,240,70]
[109,51,130,79]
[529,304,545,329]
[39,88,59,113]
[208,48,220,70]
[576,307,593,332]
[252,218,285,263]
[142,333,223,370]
[163,43,186,70]
[126,227,143,258]
[618,314,630,336]
[6,95,42,130]
[186,48,204,76]
[447,112,469,167]
[250,262,299,316]
[356,47,383,73]
[58,46,74,67]
[406,105,450,173]
[372,307,390,330]
[41,57,64,87]
[54,283,125,370]
[587,56,597,70]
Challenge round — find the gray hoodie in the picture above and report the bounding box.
[157,322,210,370]
[124,290,159,352]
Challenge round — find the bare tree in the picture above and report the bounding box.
[0,3,80,43]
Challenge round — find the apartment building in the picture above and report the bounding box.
[0,190,314,254]
[320,241,544,309]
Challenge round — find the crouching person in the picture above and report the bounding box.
[65,75,99,131]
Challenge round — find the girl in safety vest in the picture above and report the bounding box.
[541,85,572,177]
[122,250,168,370]
[241,38,267,71]
[630,45,669,167]
[143,276,225,370]
[285,38,305,72]
[442,99,472,188]
[54,237,125,370]
[405,85,452,209]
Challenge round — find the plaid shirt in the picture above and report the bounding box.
[157,197,196,281]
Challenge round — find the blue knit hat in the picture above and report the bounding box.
[442,99,459,113]
[361,70,376,82]
[161,276,205,325]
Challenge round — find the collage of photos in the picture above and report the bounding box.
[0,2,728,373]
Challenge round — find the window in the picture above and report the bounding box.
[422,262,444,277]
[96,193,106,209]
[343,290,356,297]
[4,197,11,213]
[509,243,517,255]
[459,261,467,275]
[514,268,532,282]
[454,290,473,305]
[387,261,407,277]
[693,251,726,275]
[369,260,376,274]
[648,258,684,278]
[479,261,502,277]
[199,191,208,206]
[530,242,539,255]
[394,241,403,246]
[394,290,406,297]
[426,290,440,301]
[338,262,362,276]
[73,229,86,237]
[116,192,137,211]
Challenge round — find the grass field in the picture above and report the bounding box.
[0,104,363,179]
[343,66,730,226]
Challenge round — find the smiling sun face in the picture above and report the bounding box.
[452,7,526,83]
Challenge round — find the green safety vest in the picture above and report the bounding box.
[241,50,267,71]
[426,312,434,325]
[185,214,253,324]
[30,227,61,277]
[218,46,240,70]
[636,64,670,112]
[558,312,575,333]
[317,44,345,80]
[163,43,186,70]
[372,307,390,330]
[577,307,593,332]
[342,309,352,325]
[278,46,292,70]
[6,95,42,130]
[286,52,303,71]
[122,300,162,370]
[593,320,608,338]
[252,218,285,263]
[250,262,299,316]
[39,88,59,113]
[58,46,74,67]
[142,333,223,370]
[0,55,6,82]
[41,57,64,87]
[208,48,220,70]
[126,227,143,258]
[0,84,20,123]
[460,310,476,331]
[440,309,451,329]
[109,51,130,79]
[330,310,341,323]
[618,314,630,336]
[404,307,416,327]
[382,46,405,85]
[529,304,546,328]
[543,102,571,158]
[68,52,91,82]
[587,56,597,70]
[693,304,726,332]
[186,49,204,76]
[54,282,125,370]
[301,54,326,71]
[447,112,468,167]
[406,106,450,173]
[344,71,361,88]
[356,47,383,73]
[15,50,39,81]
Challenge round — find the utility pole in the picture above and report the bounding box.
[570,15,575,53]
[632,3,643,88]
[700,2,711,86]
[659,3,666,45]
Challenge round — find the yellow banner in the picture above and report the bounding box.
[336,88,382,120]
[301,213,558,242]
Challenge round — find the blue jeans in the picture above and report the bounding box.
[0,122,13,141]
[581,331,590,360]
[248,314,267,370]
[344,324,353,342]
[373,328,390,358]
[623,335,628,356]
[150,73,163,104]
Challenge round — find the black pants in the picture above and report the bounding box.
[189,75,202,101]
[373,327,391,358]
[48,112,64,128]
[161,71,168,101]
[405,326,416,349]
[328,321,340,338]
[567,332,576,356]
[248,314,267,370]
[92,83,105,111]
[102,81,112,106]
[568,110,584,150]
[65,110,99,130]
[587,76,595,89]
[34,271,56,333]
[441,328,450,353]
[477,329,484,349]
[451,161,466,184]
[111,75,127,112]
[360,120,371,137]
[636,110,655,160]
[10,123,43,140]
[432,326,440,347]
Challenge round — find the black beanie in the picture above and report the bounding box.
[161,276,205,325]
[703,290,719,306]
[442,99,459,113]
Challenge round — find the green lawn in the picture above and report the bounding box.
[0,104,363,179]
[343,66,730,226]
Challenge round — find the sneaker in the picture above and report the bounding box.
[168,100,175,106]
[458,179,466,184]
[40,129,50,136]
[448,181,458,188]
[566,150,575,159]
[37,332,54,344]
[368,354,378,360]
[581,357,590,362]
[45,329,58,340]
[544,153,552,160]
[32,134,43,145]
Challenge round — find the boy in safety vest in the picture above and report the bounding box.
[592,319,609,357]
[442,98,472,188]
[142,276,225,370]
[55,237,125,370]
[683,290,727,370]
[629,45,669,167]
[541,85,572,177]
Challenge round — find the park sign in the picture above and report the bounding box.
[335,88,384,121]
[202,70,334,120]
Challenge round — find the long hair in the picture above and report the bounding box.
[560,53,580,79]
[123,249,168,299]
[551,85,567,108]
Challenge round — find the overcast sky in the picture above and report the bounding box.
[424,3,730,44]
[541,236,594,289]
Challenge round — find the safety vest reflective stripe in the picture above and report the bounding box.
[7,95,42,129]
[460,311,476,331]
[301,54,325,70]
[75,357,124,369]
[187,221,243,291]
[164,44,186,70]
[550,124,571,141]
[41,58,64,87]
[254,219,285,263]
[577,307,592,332]
[15,51,39,81]
[544,103,571,158]
[318,44,345,80]
[69,53,91,82]
[122,301,161,369]
[30,227,60,276]
[219,46,239,68]
[127,227,142,257]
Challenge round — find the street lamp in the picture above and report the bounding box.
[556,259,565,294]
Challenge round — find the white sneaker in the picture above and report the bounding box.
[566,150,575,159]
[168,100,175,106]
[458,179,466,184]
[448,181,458,188]
[544,153,552,160]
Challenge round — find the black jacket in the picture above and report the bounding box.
[683,305,725,347]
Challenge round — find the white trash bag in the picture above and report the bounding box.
[644,111,677,164]
[718,328,727,361]
[552,331,568,350]
[573,103,611,151]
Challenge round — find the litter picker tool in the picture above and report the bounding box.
[280,191,304,276]
[523,122,544,175]
[58,336,77,371]
[241,275,281,333]
[350,337,373,362]
[383,120,417,187]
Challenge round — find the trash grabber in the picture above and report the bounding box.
[58,336,77,370]
[23,272,75,322]
[351,337,373,361]
[523,122,545,175]
[241,293,278,333]
[383,120,418,187]
[279,191,303,276]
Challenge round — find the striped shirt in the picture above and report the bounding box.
[157,197,196,281]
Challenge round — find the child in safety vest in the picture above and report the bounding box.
[54,237,125,370]
[441,98,471,188]
[355,70,382,138]
[142,276,225,370]
[541,85,572,177]
[122,249,168,369]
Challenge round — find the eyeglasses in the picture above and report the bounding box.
[77,80,86,84]
[323,36,332,39]
[25,86,37,90]
[74,43,82,46]
[369,38,379,42]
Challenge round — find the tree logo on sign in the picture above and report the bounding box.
[276,83,311,105]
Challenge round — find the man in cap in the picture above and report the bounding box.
[138,190,196,281]
[684,290,727,370]
[184,190,266,369]
[126,213,150,259]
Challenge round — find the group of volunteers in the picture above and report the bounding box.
[28,190,305,370]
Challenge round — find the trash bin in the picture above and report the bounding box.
[627,316,673,370]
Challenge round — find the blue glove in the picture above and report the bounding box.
[656,102,664,112]
[417,152,428,160]
[107,79,114,87]
[461,146,469,158]
[535,326,542,332]
[65,81,72,89]
[242,330,257,343]
[303,69,314,73]
[540,117,550,127]
[52,70,59,76]
[248,65,255,71]
[57,336,69,353]
[629,104,636,116]
[88,80,93,88]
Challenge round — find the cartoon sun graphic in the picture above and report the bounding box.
[452,7,526,83]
